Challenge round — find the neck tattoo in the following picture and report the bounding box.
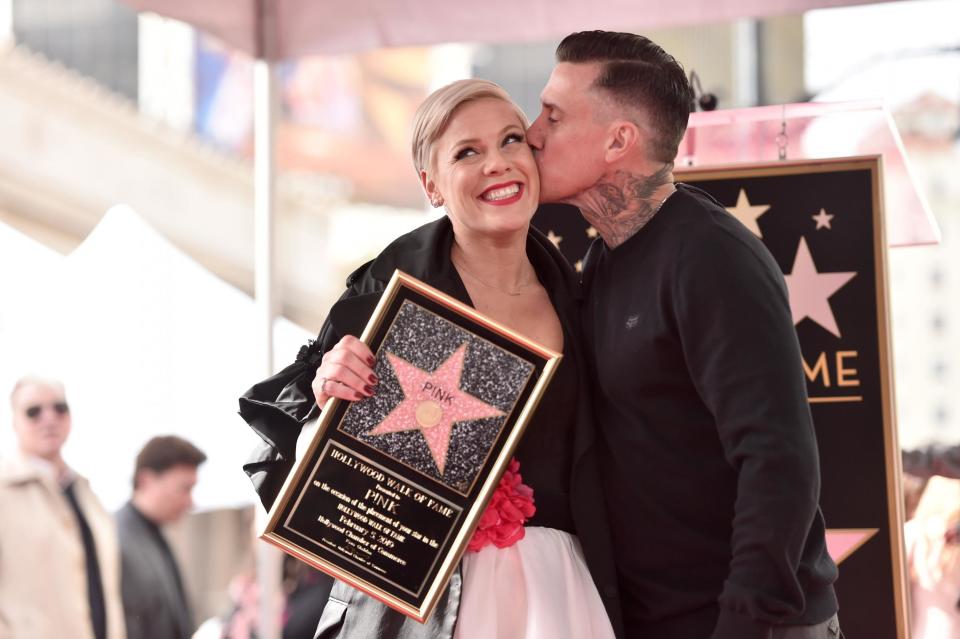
[577,164,676,249]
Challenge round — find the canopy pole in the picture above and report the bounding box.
[254,54,283,639]
[253,64,277,373]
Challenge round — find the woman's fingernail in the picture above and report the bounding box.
[364,385,375,396]
[367,356,376,366]
[354,392,364,400]
[368,373,378,385]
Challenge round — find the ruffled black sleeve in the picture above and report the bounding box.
[238,295,345,511]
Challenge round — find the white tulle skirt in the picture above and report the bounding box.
[454,526,616,639]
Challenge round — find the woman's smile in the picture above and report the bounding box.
[479,181,524,206]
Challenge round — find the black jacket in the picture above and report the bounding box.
[239,217,624,639]
[115,503,193,639]
[583,185,837,639]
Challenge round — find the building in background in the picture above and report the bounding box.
[12,0,138,98]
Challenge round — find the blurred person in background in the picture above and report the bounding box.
[905,476,960,638]
[904,472,931,522]
[191,531,331,638]
[0,376,125,639]
[281,555,335,638]
[115,435,206,639]
[904,444,960,480]
[904,444,960,543]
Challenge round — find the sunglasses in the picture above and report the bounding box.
[25,402,70,420]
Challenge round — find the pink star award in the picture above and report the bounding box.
[367,344,506,475]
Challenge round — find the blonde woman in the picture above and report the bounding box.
[239,80,621,639]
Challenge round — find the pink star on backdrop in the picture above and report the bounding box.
[825,529,878,564]
[784,237,857,338]
[367,344,505,474]
[812,208,835,230]
[725,188,771,238]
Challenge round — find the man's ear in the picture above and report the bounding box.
[135,468,156,492]
[604,120,642,163]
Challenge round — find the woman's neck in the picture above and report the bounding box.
[450,227,536,296]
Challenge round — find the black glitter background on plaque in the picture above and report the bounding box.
[337,300,534,493]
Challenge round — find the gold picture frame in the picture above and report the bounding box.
[261,270,561,622]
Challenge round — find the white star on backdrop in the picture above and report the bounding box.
[725,188,771,238]
[784,237,857,338]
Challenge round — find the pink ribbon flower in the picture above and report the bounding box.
[467,458,536,552]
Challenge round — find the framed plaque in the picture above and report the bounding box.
[261,270,561,622]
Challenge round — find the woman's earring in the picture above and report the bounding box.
[431,196,444,208]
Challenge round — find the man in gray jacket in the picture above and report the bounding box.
[116,435,206,639]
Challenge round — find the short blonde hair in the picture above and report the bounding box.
[411,79,529,174]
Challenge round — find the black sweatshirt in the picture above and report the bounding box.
[583,184,838,639]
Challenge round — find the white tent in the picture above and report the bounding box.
[0,218,62,303]
[0,206,311,511]
[0,221,63,457]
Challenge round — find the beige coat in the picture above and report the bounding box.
[0,455,126,639]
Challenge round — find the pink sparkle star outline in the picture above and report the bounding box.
[367,343,505,475]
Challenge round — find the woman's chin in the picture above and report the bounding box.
[449,204,535,241]
[479,218,532,239]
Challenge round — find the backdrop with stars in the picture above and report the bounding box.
[534,156,906,638]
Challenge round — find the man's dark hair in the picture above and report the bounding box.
[133,435,207,489]
[556,31,695,164]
